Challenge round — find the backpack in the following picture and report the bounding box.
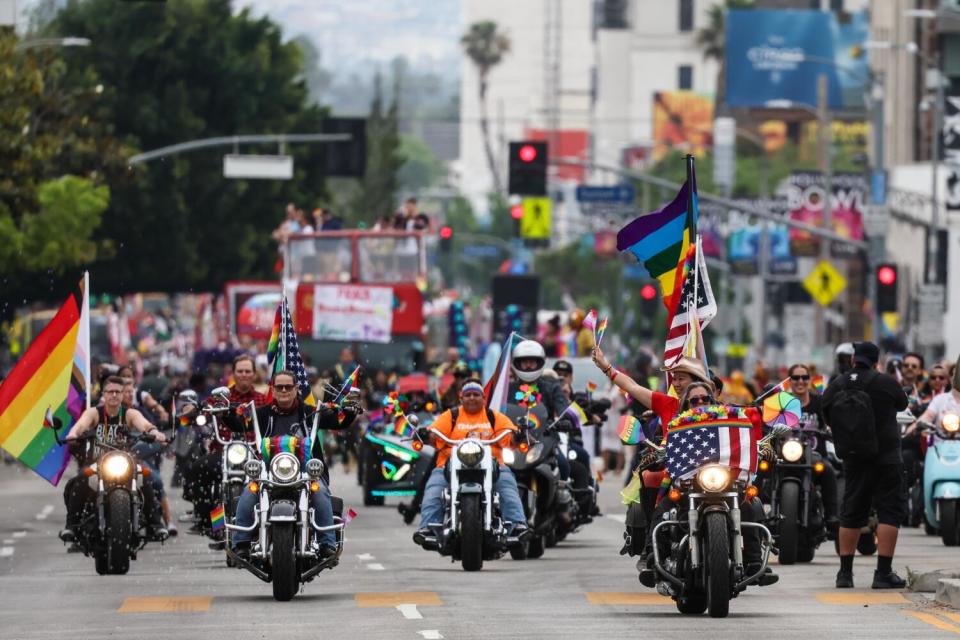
[450,407,497,428]
[827,369,879,459]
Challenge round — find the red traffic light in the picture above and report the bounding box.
[877,265,896,286]
[510,204,524,220]
[518,144,537,163]
[640,284,657,300]
[439,225,453,240]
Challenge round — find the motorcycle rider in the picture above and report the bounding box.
[59,375,168,542]
[833,343,855,380]
[231,371,360,559]
[906,356,960,439]
[787,363,840,536]
[413,381,529,546]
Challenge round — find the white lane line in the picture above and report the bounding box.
[607,513,626,524]
[396,604,423,619]
[417,632,444,639]
[36,504,54,520]
[12,531,26,538]
[0,547,14,557]
[2,539,12,544]
[367,563,386,571]
[356,553,375,561]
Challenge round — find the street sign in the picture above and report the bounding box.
[462,245,500,258]
[802,260,847,307]
[223,154,293,180]
[520,197,552,240]
[575,184,635,204]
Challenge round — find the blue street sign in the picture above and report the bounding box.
[576,184,635,204]
[463,245,501,258]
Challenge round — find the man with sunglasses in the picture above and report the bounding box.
[413,380,528,547]
[788,364,840,536]
[231,371,361,559]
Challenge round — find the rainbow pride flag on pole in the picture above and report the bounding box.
[0,275,90,485]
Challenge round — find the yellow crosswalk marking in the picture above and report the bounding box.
[815,592,908,605]
[355,592,442,608]
[118,597,213,613]
[904,611,960,635]
[585,592,672,605]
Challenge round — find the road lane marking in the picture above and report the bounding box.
[12,531,26,538]
[943,612,960,625]
[585,592,672,605]
[36,505,54,520]
[396,604,423,619]
[2,539,12,544]
[607,514,626,524]
[355,592,442,608]
[417,631,444,639]
[367,563,386,571]
[117,597,213,613]
[357,553,375,561]
[904,611,960,634]
[815,592,908,605]
[0,547,13,557]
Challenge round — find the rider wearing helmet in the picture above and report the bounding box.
[834,343,855,379]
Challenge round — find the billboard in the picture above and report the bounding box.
[728,224,796,276]
[652,91,714,162]
[725,10,868,109]
[784,171,865,257]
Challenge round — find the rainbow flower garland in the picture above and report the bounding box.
[667,404,750,432]
[260,435,312,464]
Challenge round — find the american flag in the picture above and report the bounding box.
[666,420,758,481]
[275,296,316,407]
[663,241,716,367]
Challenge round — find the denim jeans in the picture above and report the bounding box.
[418,465,527,529]
[232,481,336,547]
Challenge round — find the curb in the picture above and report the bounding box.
[936,579,960,608]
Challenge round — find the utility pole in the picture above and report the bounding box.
[929,54,945,285]
[817,73,833,346]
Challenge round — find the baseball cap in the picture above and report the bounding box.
[553,360,573,376]
[853,341,880,366]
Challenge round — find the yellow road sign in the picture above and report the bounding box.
[520,197,551,240]
[803,260,847,307]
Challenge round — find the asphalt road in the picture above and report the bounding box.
[2,459,960,640]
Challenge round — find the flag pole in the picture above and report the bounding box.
[83,270,91,410]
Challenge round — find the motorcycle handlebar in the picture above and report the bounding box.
[422,427,513,447]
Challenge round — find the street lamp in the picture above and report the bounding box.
[14,37,91,52]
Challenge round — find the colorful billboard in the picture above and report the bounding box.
[652,91,714,162]
[784,171,866,258]
[725,10,868,109]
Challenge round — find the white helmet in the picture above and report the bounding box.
[835,342,854,356]
[511,340,546,383]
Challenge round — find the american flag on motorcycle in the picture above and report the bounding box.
[665,406,758,481]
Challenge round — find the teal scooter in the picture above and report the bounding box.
[921,412,960,546]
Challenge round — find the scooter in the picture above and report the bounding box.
[919,413,960,545]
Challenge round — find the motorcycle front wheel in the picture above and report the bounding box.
[778,482,800,565]
[105,491,132,575]
[705,511,730,619]
[940,500,960,546]
[271,524,299,601]
[459,494,484,571]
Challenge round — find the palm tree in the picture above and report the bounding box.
[461,21,510,194]
[696,1,753,114]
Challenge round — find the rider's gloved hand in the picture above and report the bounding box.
[341,401,364,419]
[637,451,660,468]
[554,418,574,433]
[759,445,775,463]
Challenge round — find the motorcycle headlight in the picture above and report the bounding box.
[226,443,248,466]
[697,465,730,493]
[195,414,207,426]
[270,453,300,483]
[525,443,544,464]
[305,458,325,478]
[456,440,484,467]
[781,439,804,462]
[101,452,133,480]
[244,459,262,478]
[944,413,960,433]
[501,448,515,465]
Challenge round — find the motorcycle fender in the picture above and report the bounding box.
[269,500,298,522]
[933,482,960,501]
[458,482,483,495]
[700,503,729,515]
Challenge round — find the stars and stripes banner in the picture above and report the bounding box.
[663,239,716,367]
[665,407,758,481]
[271,295,316,407]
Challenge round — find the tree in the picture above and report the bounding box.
[696,0,753,114]
[461,21,510,195]
[352,71,402,223]
[43,0,331,293]
[397,134,445,192]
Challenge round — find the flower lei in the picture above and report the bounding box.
[667,404,747,431]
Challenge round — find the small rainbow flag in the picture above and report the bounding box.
[586,381,598,394]
[526,412,541,430]
[596,317,609,345]
[811,374,827,394]
[333,366,360,404]
[561,401,589,430]
[266,303,282,372]
[393,414,409,437]
[210,504,225,532]
[617,415,646,445]
[582,309,598,332]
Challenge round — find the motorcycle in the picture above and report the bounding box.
[61,430,162,575]
[919,413,960,545]
[645,425,788,618]
[757,423,828,564]
[502,404,572,560]
[359,409,436,508]
[898,409,925,528]
[410,415,520,571]
[224,408,346,601]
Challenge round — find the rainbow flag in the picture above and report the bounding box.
[616,162,698,316]
[617,415,646,445]
[332,366,360,404]
[266,303,282,373]
[210,504,225,532]
[561,401,589,430]
[586,381,598,394]
[393,414,409,437]
[0,277,89,485]
[595,318,609,345]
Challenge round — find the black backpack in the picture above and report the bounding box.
[450,407,496,427]
[827,369,879,459]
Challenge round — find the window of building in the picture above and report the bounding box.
[678,65,693,90]
[679,0,694,32]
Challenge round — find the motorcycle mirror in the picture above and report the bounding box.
[642,440,664,452]
[211,386,230,398]
[770,424,793,438]
[406,414,420,428]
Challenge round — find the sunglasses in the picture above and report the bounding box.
[688,396,715,407]
[931,376,948,381]
[103,389,122,396]
[791,375,810,382]
[903,363,920,369]
[273,384,296,391]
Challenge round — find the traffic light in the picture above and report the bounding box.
[875,263,898,313]
[639,284,658,337]
[508,141,548,196]
[439,225,453,253]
